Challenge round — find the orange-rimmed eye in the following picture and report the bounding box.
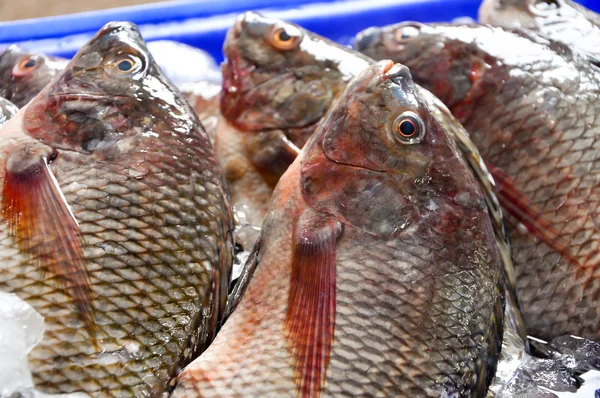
[391,111,426,144]
[108,53,143,75]
[268,24,303,51]
[394,25,421,42]
[12,56,39,77]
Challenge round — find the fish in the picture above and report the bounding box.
[220,12,526,340]
[0,97,18,128]
[0,21,234,395]
[478,0,600,61]
[172,60,505,397]
[0,45,68,108]
[355,22,600,341]
[216,12,371,238]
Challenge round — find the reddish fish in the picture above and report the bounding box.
[172,61,504,397]
[216,12,371,236]
[0,22,234,395]
[0,45,68,107]
[355,22,600,340]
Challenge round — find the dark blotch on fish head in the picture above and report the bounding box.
[301,60,486,237]
[357,22,491,122]
[0,45,67,108]
[23,22,200,160]
[221,11,370,141]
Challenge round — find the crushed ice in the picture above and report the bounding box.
[0,292,88,398]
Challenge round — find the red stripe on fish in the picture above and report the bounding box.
[2,144,95,339]
[285,215,341,398]
[487,161,586,272]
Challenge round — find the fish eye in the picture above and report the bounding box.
[109,54,143,75]
[268,25,303,51]
[394,25,421,42]
[12,56,39,77]
[530,0,561,13]
[391,111,426,144]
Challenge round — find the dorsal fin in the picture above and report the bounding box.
[284,214,342,398]
[2,145,95,339]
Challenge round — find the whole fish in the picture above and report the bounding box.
[173,60,505,397]
[478,0,600,61]
[217,12,371,235]
[0,45,68,107]
[0,21,234,395]
[355,22,600,341]
[0,97,17,128]
[220,13,527,341]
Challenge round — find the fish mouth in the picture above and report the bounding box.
[323,149,386,174]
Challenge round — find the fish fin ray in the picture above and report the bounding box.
[2,148,95,338]
[486,162,587,274]
[284,215,341,398]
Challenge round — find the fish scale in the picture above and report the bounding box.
[0,21,233,396]
[356,22,600,340]
[173,62,503,397]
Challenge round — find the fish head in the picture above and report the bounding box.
[479,0,568,28]
[356,23,491,118]
[22,21,197,160]
[0,45,68,107]
[302,60,484,237]
[221,11,371,136]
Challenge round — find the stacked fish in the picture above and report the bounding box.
[0,0,599,397]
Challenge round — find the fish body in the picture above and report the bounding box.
[0,97,17,128]
[173,61,504,397]
[0,45,68,107]
[355,22,600,340]
[479,0,600,60]
[0,22,233,395]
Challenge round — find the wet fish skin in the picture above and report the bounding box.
[355,22,600,341]
[0,22,233,396]
[216,11,370,236]
[479,0,600,60]
[0,97,18,128]
[222,11,371,148]
[173,61,504,397]
[0,45,68,108]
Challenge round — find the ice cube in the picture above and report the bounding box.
[0,292,45,395]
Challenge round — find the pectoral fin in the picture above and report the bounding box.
[2,145,95,338]
[285,214,342,398]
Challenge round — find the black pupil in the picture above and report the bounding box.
[535,0,559,10]
[118,60,133,71]
[399,119,416,136]
[24,59,36,68]
[278,30,292,42]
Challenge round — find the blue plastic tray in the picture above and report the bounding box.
[1,0,599,62]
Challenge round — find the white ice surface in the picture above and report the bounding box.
[0,292,45,395]
[552,370,600,397]
[147,40,222,86]
[0,292,89,398]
